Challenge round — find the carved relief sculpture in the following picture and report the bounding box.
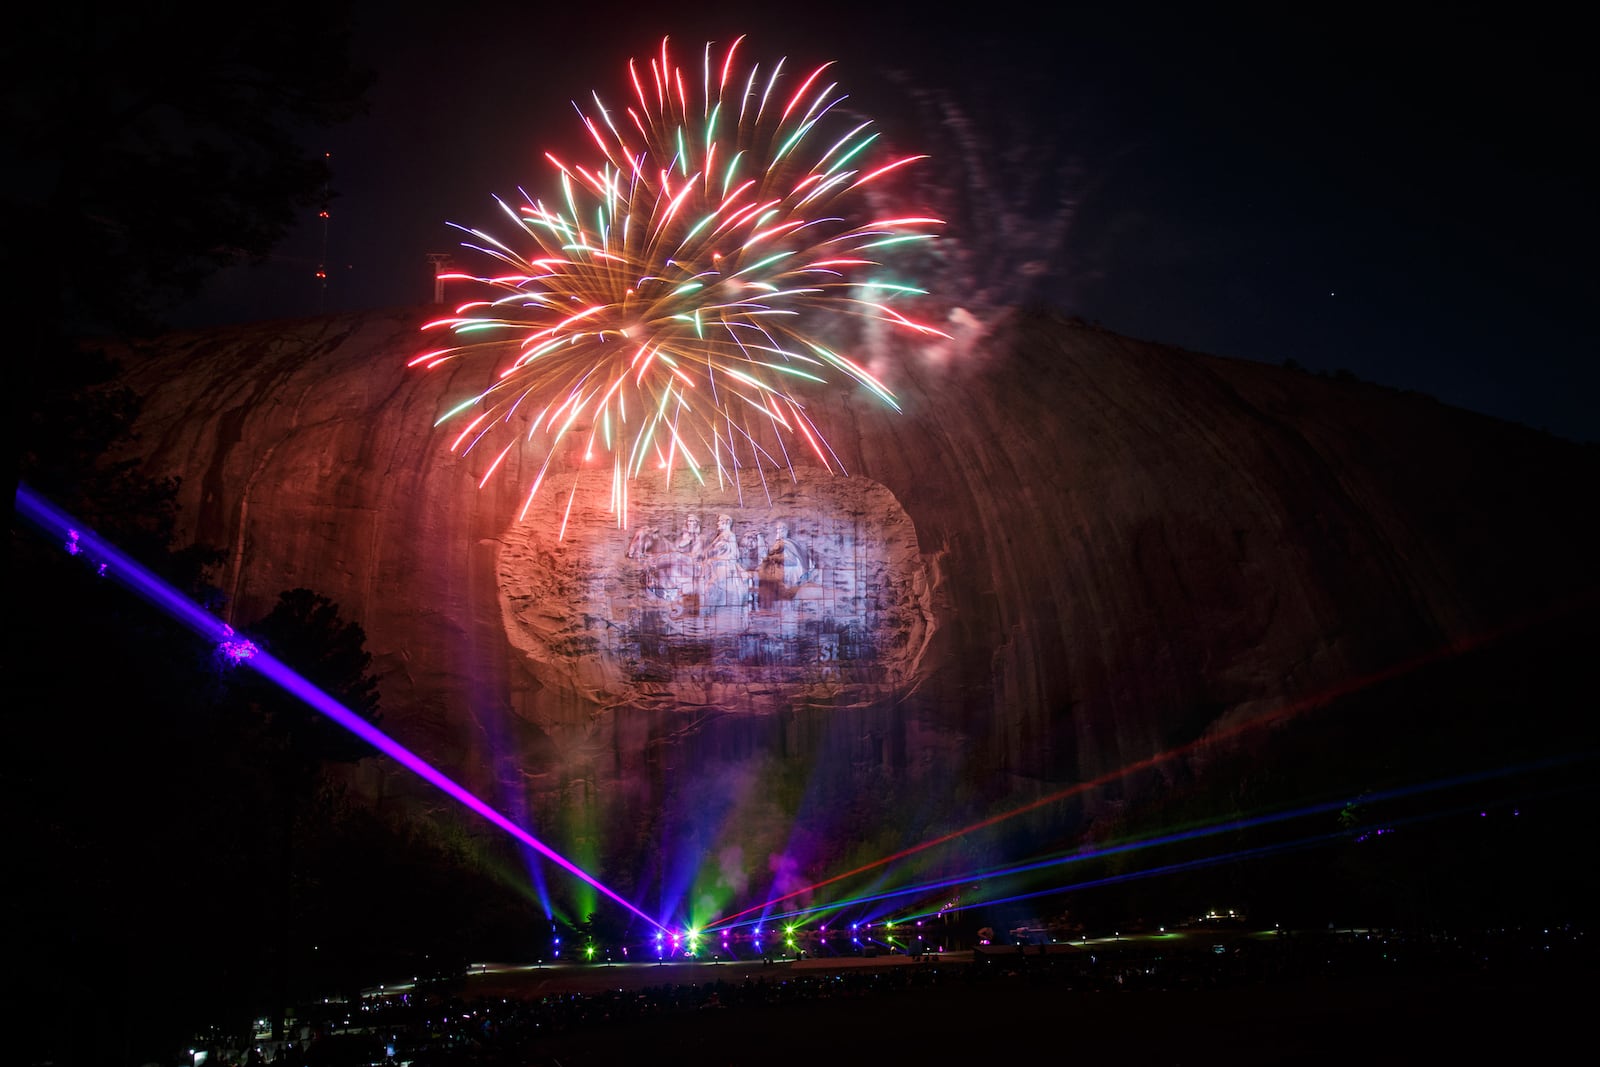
[701,513,753,608]
[497,474,932,712]
[758,520,808,608]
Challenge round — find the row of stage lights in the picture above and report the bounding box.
[554,919,942,962]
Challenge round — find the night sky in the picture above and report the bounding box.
[12,12,1597,1056]
[178,1,1596,444]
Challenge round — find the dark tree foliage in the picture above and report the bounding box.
[197,589,386,1041]
[1,6,545,1060]
[8,515,255,1064]
[10,502,536,1065]
[14,343,222,588]
[6,11,393,1062]
[4,3,374,511]
[236,587,383,767]
[3,3,373,334]
[4,283,531,1067]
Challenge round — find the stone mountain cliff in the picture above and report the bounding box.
[107,305,1597,908]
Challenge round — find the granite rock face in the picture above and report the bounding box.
[108,305,1596,909]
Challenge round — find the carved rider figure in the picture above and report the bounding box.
[758,520,806,607]
[653,513,703,598]
[701,512,750,607]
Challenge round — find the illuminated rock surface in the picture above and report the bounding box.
[110,305,1597,900]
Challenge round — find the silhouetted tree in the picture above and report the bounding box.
[205,587,383,1037]
[238,587,382,766]
[5,4,372,334]
[4,9,373,1060]
[6,2,373,506]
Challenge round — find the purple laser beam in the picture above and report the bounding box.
[15,482,666,934]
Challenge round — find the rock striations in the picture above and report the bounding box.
[106,305,1598,905]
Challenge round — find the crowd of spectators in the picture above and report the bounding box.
[185,922,1591,1066]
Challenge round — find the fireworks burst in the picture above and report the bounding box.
[411,36,945,530]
